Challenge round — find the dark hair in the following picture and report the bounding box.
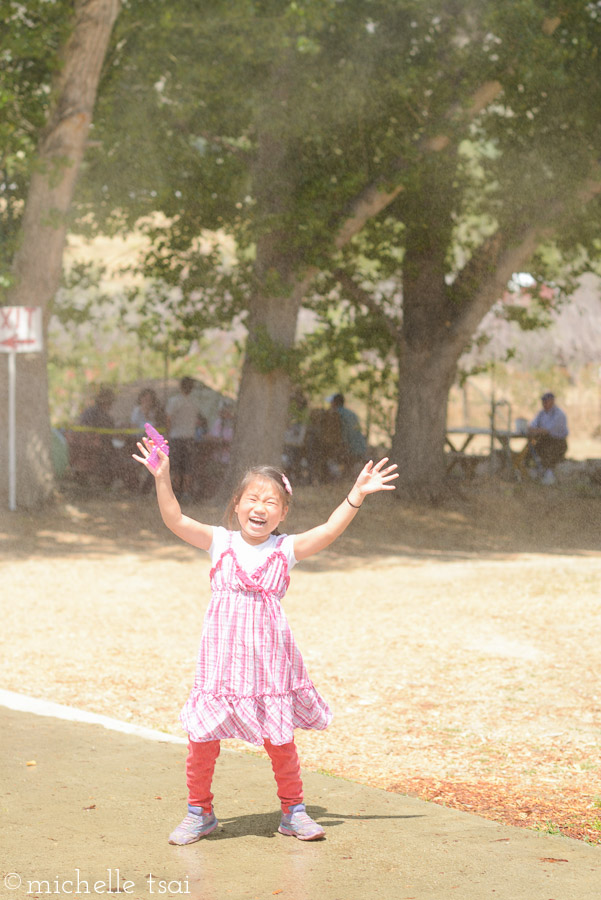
[96,387,115,405]
[224,465,292,531]
[180,376,195,394]
[138,387,158,404]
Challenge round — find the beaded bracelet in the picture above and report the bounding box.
[346,495,362,509]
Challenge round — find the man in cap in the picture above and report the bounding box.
[527,392,568,485]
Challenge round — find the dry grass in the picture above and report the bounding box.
[2,477,601,842]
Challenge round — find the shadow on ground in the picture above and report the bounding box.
[2,477,601,567]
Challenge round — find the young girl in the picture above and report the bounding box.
[133,438,397,843]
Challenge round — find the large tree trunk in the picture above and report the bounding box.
[390,211,468,495]
[391,174,601,497]
[392,344,459,493]
[227,65,311,490]
[229,285,304,484]
[0,0,120,509]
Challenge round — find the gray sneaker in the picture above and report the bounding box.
[278,804,325,841]
[168,809,218,845]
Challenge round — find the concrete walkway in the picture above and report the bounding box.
[2,702,599,900]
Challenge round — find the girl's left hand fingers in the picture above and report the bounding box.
[369,459,397,476]
[372,457,388,470]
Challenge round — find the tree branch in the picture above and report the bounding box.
[334,80,503,250]
[333,269,402,343]
[450,172,601,345]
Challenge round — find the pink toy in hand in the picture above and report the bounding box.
[145,423,169,470]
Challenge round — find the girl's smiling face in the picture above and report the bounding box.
[235,477,288,544]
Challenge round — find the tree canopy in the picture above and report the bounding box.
[74,0,601,490]
[4,0,601,502]
[0,0,73,282]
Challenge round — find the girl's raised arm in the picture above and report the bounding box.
[293,458,398,561]
[132,440,213,551]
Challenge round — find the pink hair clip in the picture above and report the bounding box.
[281,473,293,496]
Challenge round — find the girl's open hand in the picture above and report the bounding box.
[132,437,170,477]
[293,456,399,561]
[354,458,398,496]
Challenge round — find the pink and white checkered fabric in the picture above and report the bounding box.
[180,533,332,746]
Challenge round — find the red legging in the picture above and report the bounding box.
[186,738,303,814]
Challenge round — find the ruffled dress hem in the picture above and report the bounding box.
[180,684,332,746]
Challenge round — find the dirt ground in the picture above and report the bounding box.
[2,476,601,844]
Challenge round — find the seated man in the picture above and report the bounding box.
[329,393,368,473]
[304,407,346,484]
[527,392,568,485]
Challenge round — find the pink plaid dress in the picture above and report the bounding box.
[180,529,332,746]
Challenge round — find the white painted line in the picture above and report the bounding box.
[0,689,187,744]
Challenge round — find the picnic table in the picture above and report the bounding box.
[63,426,142,487]
[445,426,530,479]
[62,426,227,496]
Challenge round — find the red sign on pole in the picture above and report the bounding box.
[0,306,43,353]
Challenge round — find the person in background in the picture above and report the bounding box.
[76,386,117,485]
[200,401,235,494]
[527,391,568,485]
[130,388,166,493]
[207,401,235,467]
[329,393,368,472]
[196,413,209,443]
[79,386,116,430]
[283,391,309,482]
[130,388,165,432]
[166,377,203,500]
